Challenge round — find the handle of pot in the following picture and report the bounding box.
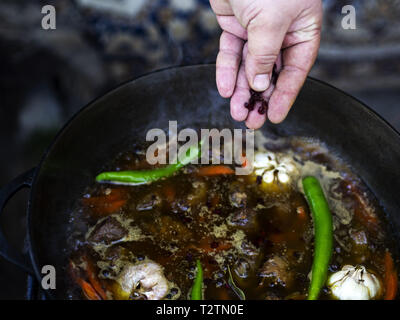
[0,168,36,274]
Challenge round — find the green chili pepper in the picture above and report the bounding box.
[96,142,202,185]
[191,259,203,300]
[302,176,333,300]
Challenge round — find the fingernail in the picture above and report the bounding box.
[253,74,269,91]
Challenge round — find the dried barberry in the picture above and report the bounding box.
[243,63,280,115]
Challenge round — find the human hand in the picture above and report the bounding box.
[210,0,323,128]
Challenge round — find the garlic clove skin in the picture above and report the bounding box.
[253,152,277,169]
[262,170,275,184]
[252,152,299,187]
[328,265,381,300]
[277,172,290,184]
[331,275,371,300]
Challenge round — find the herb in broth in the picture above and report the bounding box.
[68,137,398,300]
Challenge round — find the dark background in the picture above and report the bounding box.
[0,0,399,299]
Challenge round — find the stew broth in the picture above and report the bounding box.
[67,136,397,300]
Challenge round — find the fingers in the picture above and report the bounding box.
[245,75,275,129]
[216,31,244,98]
[245,16,288,92]
[216,15,247,40]
[245,109,267,130]
[230,44,249,121]
[230,43,273,129]
[230,45,277,129]
[228,0,289,92]
[209,0,233,15]
[213,0,322,127]
[230,61,250,121]
[268,37,320,123]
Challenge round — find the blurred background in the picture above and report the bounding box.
[0,0,399,299]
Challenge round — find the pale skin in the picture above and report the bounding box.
[210,0,323,129]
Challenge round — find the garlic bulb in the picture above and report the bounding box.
[253,151,298,185]
[328,265,381,300]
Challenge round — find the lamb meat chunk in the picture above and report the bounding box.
[228,208,258,230]
[258,255,294,288]
[88,216,127,244]
[229,191,247,208]
[228,182,247,208]
[136,193,161,211]
[349,229,368,245]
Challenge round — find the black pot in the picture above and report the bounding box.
[1,65,399,299]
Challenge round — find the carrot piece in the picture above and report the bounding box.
[69,258,107,300]
[216,242,232,251]
[384,251,398,300]
[386,274,398,300]
[103,199,126,213]
[296,206,307,222]
[164,185,176,203]
[197,166,234,176]
[83,189,127,216]
[85,257,108,300]
[77,278,102,300]
[103,188,126,201]
[89,199,126,216]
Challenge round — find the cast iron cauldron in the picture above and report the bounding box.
[1,65,399,299]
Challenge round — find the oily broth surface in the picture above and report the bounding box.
[67,136,393,300]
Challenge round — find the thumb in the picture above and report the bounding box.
[245,14,288,92]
